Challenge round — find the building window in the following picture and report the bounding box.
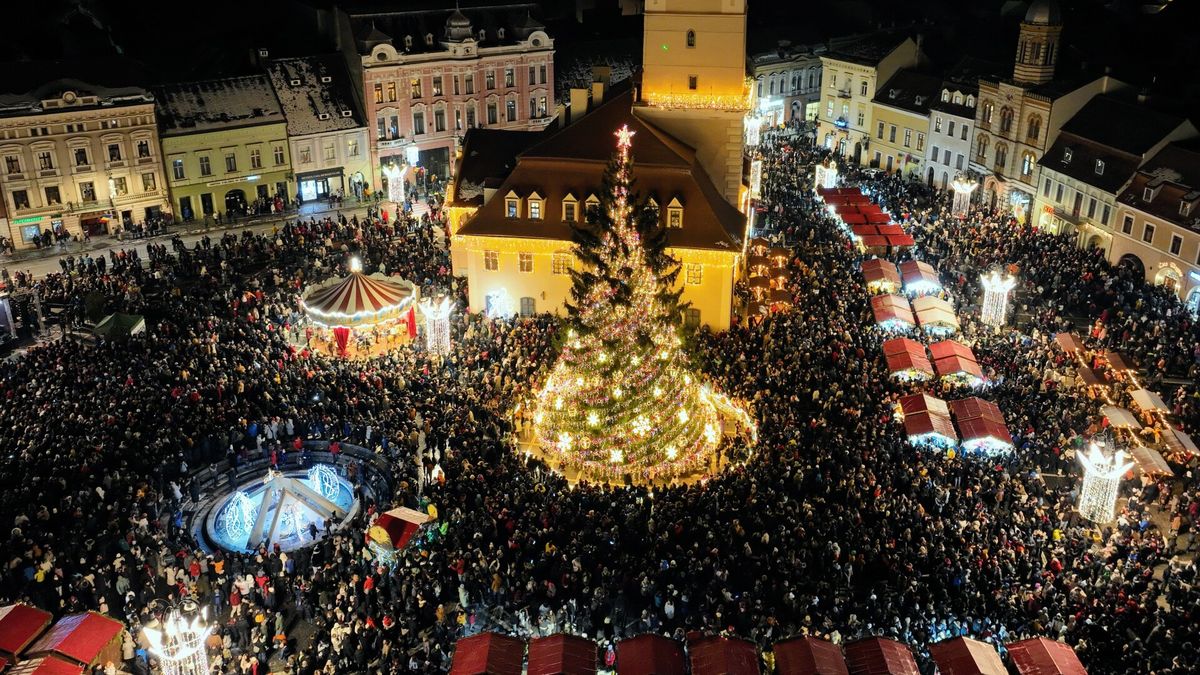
[1142,223,1155,244]
[888,125,896,143]
[413,111,426,134]
[110,177,127,196]
[931,145,940,164]
[976,135,989,162]
[943,149,951,165]
[1101,204,1110,225]
[685,263,702,285]
[1121,214,1134,235]
[172,158,185,180]
[667,207,683,228]
[44,186,60,205]
[686,29,696,47]
[948,121,957,137]
[856,110,865,127]
[876,121,884,139]
[934,116,942,133]
[688,75,698,90]
[487,103,498,125]
[467,107,476,128]
[553,253,571,274]
[410,78,422,98]
[1027,115,1041,141]
[1021,152,1034,177]
[529,97,537,119]
[465,74,475,94]
[79,181,96,202]
[982,101,993,125]
[299,147,312,164]
[529,199,542,220]
[108,143,122,161]
[506,198,519,218]
[4,155,20,174]
[250,148,262,169]
[11,189,29,209]
[826,100,834,118]
[432,76,443,97]
[1143,187,1155,202]
[563,199,577,222]
[142,173,156,191]
[518,252,533,272]
[684,308,701,328]
[348,138,359,157]
[955,154,964,170]
[486,71,495,89]
[434,109,446,132]
[999,107,1013,133]
[1170,234,1183,256]
[539,65,547,84]
[859,80,868,96]
[74,148,89,167]
[323,144,335,162]
[903,129,912,147]
[1042,177,1051,197]
[585,196,601,221]
[995,144,1007,168]
[224,153,237,173]
[274,146,285,165]
[373,83,383,103]
[916,132,924,151]
[504,68,515,87]
[484,250,498,270]
[506,100,517,122]
[1087,197,1097,219]
[1055,183,1064,203]
[961,125,968,140]
[1095,159,1105,175]
[385,82,396,102]
[199,156,212,176]
[1182,201,1194,217]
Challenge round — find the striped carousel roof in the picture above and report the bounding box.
[301,271,417,328]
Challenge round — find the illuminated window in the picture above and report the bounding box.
[505,198,519,218]
[668,208,682,228]
[684,308,700,328]
[518,252,533,272]
[528,193,543,220]
[484,250,498,270]
[685,263,702,285]
[553,253,571,274]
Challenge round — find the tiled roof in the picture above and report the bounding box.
[1116,142,1200,230]
[266,55,364,136]
[153,75,284,135]
[0,78,152,117]
[451,127,555,207]
[1059,95,1187,156]
[347,2,546,55]
[873,70,943,116]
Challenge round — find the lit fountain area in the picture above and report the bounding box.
[187,441,391,554]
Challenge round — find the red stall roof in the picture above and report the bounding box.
[900,393,950,418]
[773,637,849,675]
[903,411,958,443]
[862,259,900,286]
[837,187,863,196]
[898,260,941,290]
[928,637,1006,675]
[1053,333,1086,353]
[852,224,879,237]
[885,351,934,378]
[871,295,915,327]
[842,212,868,224]
[617,635,686,675]
[950,397,1005,425]
[450,632,526,675]
[866,212,892,225]
[0,604,53,657]
[886,234,915,248]
[861,235,890,249]
[27,613,122,667]
[875,222,904,234]
[957,416,1013,447]
[5,656,83,675]
[934,355,984,380]
[928,340,975,362]
[845,194,870,204]
[882,337,925,357]
[834,203,861,215]
[1006,637,1087,675]
[844,637,919,675]
[689,635,760,675]
[528,634,597,675]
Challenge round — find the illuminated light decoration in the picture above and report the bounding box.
[749,159,764,198]
[950,173,978,217]
[306,464,341,502]
[643,78,755,112]
[814,159,838,192]
[980,269,1018,327]
[220,492,258,543]
[484,288,515,319]
[1077,443,1134,523]
[527,124,755,486]
[144,604,213,675]
[418,297,454,355]
[382,162,408,204]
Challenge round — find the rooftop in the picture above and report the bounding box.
[153,75,284,136]
[450,127,556,207]
[0,78,152,118]
[1059,94,1188,156]
[872,70,943,116]
[265,55,364,137]
[1116,142,1200,230]
[823,32,911,67]
[347,2,547,55]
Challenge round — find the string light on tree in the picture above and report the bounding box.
[418,297,454,355]
[980,269,1017,327]
[144,601,212,675]
[950,173,978,217]
[528,123,753,486]
[1077,442,1134,523]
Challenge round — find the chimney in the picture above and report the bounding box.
[1137,88,1151,105]
[570,87,591,125]
[591,66,612,104]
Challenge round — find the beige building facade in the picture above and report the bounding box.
[0,80,169,248]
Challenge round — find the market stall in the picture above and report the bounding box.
[773,636,848,675]
[928,637,1006,675]
[449,632,525,675]
[299,259,419,358]
[1006,638,1087,675]
[913,296,959,336]
[899,260,943,297]
[617,634,686,675]
[883,337,934,381]
[527,634,597,675]
[871,294,915,331]
[862,259,902,295]
[844,637,919,675]
[688,635,760,675]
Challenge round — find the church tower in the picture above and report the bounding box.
[1012,0,1063,85]
[635,0,749,208]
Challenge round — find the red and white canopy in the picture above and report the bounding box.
[302,271,418,328]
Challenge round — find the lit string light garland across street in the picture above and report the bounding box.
[527,124,754,486]
[1077,443,1134,523]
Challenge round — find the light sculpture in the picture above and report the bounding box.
[951,174,978,216]
[1077,443,1134,523]
[307,464,341,502]
[220,491,257,543]
[144,603,212,675]
[980,269,1017,327]
[419,297,454,355]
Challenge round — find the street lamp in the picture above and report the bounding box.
[979,269,1017,327]
[950,173,978,217]
[143,599,212,675]
[1077,442,1134,524]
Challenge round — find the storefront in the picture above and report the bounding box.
[298,167,345,202]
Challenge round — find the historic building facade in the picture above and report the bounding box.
[751,42,823,127]
[0,80,169,248]
[867,69,939,178]
[352,6,555,200]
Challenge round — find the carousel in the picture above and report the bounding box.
[299,258,420,358]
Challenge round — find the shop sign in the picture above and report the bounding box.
[11,216,44,225]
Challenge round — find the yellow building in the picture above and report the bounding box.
[154,76,293,221]
[454,91,743,329]
[816,33,924,164]
[867,70,940,177]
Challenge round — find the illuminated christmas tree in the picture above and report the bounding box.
[530,124,751,486]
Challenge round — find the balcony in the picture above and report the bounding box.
[5,171,25,181]
[836,88,852,99]
[376,137,408,150]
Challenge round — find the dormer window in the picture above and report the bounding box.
[425,33,434,46]
[585,194,601,221]
[497,28,505,39]
[1094,159,1105,175]
[404,35,413,49]
[941,89,950,102]
[528,191,544,220]
[1182,201,1193,217]
[666,197,683,228]
[953,93,962,104]
[562,193,578,222]
[1062,148,1072,164]
[479,29,486,40]
[966,95,975,107]
[1143,187,1155,202]
[646,197,660,221]
[505,190,520,218]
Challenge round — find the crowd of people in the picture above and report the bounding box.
[1,136,1198,675]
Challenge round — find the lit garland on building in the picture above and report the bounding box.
[979,269,1017,327]
[1077,442,1133,523]
[528,124,753,486]
[643,78,755,112]
[419,297,454,355]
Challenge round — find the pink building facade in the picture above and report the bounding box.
[356,9,555,199]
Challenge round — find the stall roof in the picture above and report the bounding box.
[904,411,958,444]
[688,635,760,675]
[957,416,1013,449]
[1101,405,1142,430]
[617,634,686,675]
[886,234,915,248]
[928,340,975,362]
[949,397,1005,425]
[4,657,83,675]
[528,634,597,675]
[843,637,919,675]
[935,355,984,380]
[914,301,959,331]
[1006,637,1087,675]
[773,636,849,675]
[874,222,902,235]
[900,393,950,418]
[852,224,879,236]
[449,632,526,675]
[834,203,861,214]
[1054,333,1086,353]
[866,212,892,225]
[1131,446,1173,477]
[861,235,890,249]
[1103,351,1136,372]
[898,260,941,292]
[885,351,934,379]
[1130,389,1168,412]
[882,337,925,357]
[27,613,122,667]
[1076,367,1105,388]
[871,294,915,328]
[1164,426,1199,456]
[928,637,1006,675]
[862,259,901,287]
[0,604,53,657]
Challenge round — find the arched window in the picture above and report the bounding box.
[982,101,994,125]
[1027,115,1041,141]
[686,29,696,48]
[1018,40,1027,63]
[769,79,776,95]
[941,89,950,102]
[1033,41,1045,63]
[999,107,1014,133]
[996,143,1008,168]
[1021,152,1035,177]
[976,135,989,162]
